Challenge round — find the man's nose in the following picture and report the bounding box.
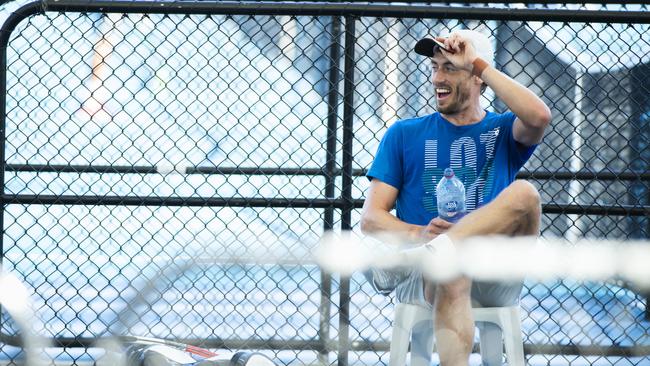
[432,70,445,84]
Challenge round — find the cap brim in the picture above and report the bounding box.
[414,38,436,57]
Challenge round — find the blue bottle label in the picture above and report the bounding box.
[444,201,458,213]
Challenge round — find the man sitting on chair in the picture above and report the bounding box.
[361,30,551,366]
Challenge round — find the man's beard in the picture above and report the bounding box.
[436,85,472,115]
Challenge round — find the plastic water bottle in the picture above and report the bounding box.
[436,167,466,222]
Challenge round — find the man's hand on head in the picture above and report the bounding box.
[420,217,454,241]
[437,33,479,73]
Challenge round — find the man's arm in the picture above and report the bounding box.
[361,179,452,243]
[441,34,552,146]
[480,67,552,146]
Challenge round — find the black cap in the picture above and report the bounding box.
[414,38,438,57]
[415,31,495,63]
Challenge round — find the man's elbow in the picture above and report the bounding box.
[360,211,377,235]
[516,105,552,146]
[533,104,552,129]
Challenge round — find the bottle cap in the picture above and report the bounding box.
[443,168,454,178]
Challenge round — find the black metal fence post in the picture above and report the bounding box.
[629,63,650,320]
[0,1,7,339]
[321,14,343,363]
[337,14,356,366]
[0,0,44,342]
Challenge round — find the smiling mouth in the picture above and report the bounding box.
[436,87,451,100]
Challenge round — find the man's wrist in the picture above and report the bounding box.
[408,225,425,243]
[410,224,435,243]
[471,57,489,77]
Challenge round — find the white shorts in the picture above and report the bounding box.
[366,267,523,307]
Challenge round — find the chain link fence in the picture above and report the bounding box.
[0,1,649,365]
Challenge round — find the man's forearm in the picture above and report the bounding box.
[360,209,424,244]
[479,64,551,129]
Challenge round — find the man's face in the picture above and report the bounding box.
[430,51,475,114]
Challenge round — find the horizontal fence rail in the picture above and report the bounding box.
[5,333,650,358]
[6,163,650,181]
[32,1,650,23]
[1,195,649,217]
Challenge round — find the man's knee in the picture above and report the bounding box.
[436,277,472,304]
[424,278,471,305]
[505,180,541,215]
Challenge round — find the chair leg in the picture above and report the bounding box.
[476,321,504,366]
[389,320,412,366]
[500,307,525,366]
[390,303,434,366]
[410,318,434,366]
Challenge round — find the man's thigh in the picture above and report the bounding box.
[470,280,523,307]
[389,271,522,308]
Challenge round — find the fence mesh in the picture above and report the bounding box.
[1,2,649,365]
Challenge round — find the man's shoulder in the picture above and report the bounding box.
[482,110,516,126]
[393,113,438,131]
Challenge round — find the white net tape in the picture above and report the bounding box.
[315,232,650,289]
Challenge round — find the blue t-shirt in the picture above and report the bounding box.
[367,111,536,226]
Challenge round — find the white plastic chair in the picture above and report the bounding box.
[389,302,525,366]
